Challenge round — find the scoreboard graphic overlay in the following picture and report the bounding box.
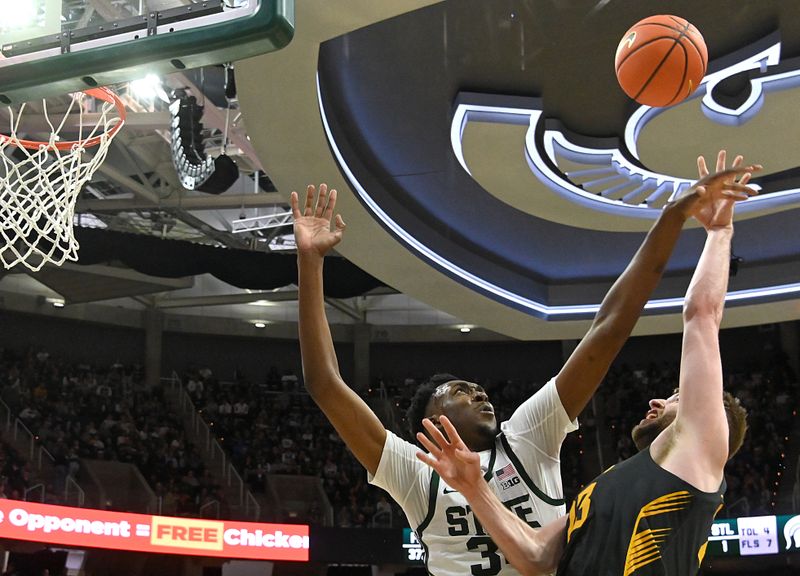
[708,514,800,557]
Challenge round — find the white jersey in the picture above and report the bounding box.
[370,378,578,576]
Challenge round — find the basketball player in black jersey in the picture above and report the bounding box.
[416,152,759,575]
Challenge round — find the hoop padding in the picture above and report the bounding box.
[0,87,125,271]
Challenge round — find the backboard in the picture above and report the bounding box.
[0,0,294,104]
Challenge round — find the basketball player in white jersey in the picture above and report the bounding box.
[413,153,758,576]
[292,151,754,576]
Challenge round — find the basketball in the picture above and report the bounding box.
[614,15,708,107]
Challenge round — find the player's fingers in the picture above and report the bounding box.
[323,188,338,220]
[716,150,727,174]
[314,184,328,218]
[731,155,744,169]
[290,191,301,219]
[416,429,442,455]
[725,182,758,195]
[738,173,752,187]
[335,214,347,231]
[416,451,439,469]
[422,418,451,449]
[708,166,759,187]
[697,155,709,178]
[724,164,761,175]
[304,185,315,216]
[723,183,758,199]
[416,436,439,459]
[721,191,749,201]
[438,416,464,448]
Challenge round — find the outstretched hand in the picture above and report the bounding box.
[416,416,483,495]
[291,184,346,258]
[672,150,761,231]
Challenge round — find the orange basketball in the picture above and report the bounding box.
[615,15,707,107]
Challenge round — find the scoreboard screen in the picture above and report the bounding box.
[708,514,800,557]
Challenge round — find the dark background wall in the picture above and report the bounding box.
[370,340,565,384]
[162,331,316,382]
[0,310,145,365]
[0,310,791,386]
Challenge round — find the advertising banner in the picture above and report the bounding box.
[0,499,309,561]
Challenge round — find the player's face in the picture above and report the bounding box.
[631,392,679,450]
[427,380,498,452]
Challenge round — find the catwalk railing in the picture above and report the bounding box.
[166,373,261,521]
[0,397,86,507]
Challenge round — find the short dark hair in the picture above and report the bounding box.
[406,373,459,443]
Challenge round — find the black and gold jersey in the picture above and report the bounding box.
[557,447,724,576]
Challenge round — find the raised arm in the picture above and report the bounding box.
[294,184,386,475]
[672,154,756,483]
[416,416,567,576]
[555,152,760,421]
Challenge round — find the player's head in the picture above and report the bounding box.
[407,373,498,451]
[631,389,748,458]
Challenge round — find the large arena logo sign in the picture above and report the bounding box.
[0,499,309,561]
[318,34,800,320]
[450,37,800,220]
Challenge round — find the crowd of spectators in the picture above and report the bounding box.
[1,341,798,529]
[0,440,35,502]
[599,354,798,518]
[188,367,590,528]
[186,366,400,527]
[0,347,226,517]
[191,353,797,527]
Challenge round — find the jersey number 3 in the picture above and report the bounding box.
[466,536,502,576]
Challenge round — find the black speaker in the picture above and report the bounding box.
[197,153,239,194]
[170,89,239,194]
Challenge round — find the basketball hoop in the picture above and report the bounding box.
[0,87,126,271]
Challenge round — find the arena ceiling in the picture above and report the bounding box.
[2,0,800,341]
[237,0,800,340]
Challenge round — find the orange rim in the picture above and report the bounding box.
[0,86,127,151]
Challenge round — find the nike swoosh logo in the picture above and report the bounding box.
[443,488,459,494]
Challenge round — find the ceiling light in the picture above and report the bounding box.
[253,321,267,328]
[459,326,471,333]
[0,0,40,30]
[46,297,65,308]
[130,74,166,101]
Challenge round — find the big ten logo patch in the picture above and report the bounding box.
[495,463,520,491]
[500,476,521,491]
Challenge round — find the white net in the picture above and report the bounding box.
[0,90,124,271]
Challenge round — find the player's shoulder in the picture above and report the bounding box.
[383,429,422,456]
